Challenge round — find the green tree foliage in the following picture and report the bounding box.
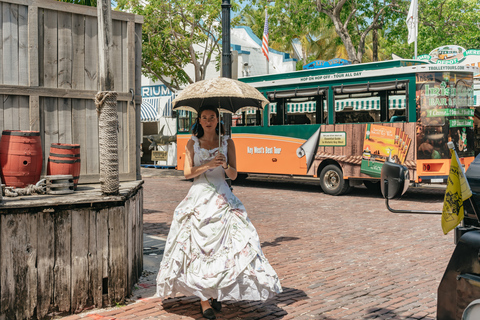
[240,0,398,67]
[385,0,480,59]
[315,0,400,63]
[58,0,97,6]
[118,0,240,91]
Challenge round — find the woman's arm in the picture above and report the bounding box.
[183,139,224,180]
[222,138,238,180]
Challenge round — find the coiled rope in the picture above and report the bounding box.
[95,91,120,195]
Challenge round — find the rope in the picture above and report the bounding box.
[95,91,120,195]
[4,184,46,197]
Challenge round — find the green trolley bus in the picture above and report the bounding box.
[176,60,477,195]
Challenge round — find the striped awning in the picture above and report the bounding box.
[162,94,175,117]
[268,96,406,114]
[141,98,159,122]
[141,94,176,122]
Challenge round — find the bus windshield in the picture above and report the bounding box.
[416,72,475,160]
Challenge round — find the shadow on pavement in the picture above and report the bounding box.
[363,307,435,320]
[160,287,307,319]
[143,221,171,236]
[262,236,300,247]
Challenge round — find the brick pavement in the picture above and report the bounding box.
[66,170,453,320]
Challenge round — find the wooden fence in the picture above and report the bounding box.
[0,0,143,183]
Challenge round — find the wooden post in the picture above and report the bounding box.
[97,0,114,91]
[96,0,119,195]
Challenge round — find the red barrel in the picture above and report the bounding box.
[0,130,43,188]
[47,143,81,190]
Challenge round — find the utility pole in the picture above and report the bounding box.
[221,0,232,135]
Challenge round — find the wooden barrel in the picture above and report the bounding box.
[47,143,81,190]
[0,130,43,188]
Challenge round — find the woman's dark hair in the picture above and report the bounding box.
[192,104,225,138]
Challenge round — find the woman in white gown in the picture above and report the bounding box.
[156,105,282,319]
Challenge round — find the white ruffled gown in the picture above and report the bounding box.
[156,135,282,302]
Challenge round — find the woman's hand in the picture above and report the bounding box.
[213,152,227,168]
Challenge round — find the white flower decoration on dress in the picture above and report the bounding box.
[197,148,210,160]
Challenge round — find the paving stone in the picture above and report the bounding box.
[68,171,452,320]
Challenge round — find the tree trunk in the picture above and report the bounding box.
[373,28,378,62]
[329,12,361,63]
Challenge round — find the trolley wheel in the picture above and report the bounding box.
[232,173,248,185]
[363,180,382,194]
[319,164,350,196]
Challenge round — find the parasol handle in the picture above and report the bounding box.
[219,112,222,154]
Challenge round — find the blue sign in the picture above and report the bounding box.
[303,60,327,70]
[303,58,351,70]
[141,85,172,97]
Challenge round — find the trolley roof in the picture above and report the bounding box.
[240,60,478,89]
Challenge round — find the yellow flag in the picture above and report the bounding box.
[441,149,472,235]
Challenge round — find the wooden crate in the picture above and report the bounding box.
[0,182,144,319]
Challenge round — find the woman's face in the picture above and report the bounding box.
[199,109,218,132]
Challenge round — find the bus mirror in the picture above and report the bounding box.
[380,161,409,200]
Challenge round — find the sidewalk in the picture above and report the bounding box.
[63,168,451,320]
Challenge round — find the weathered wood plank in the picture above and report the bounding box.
[36,211,55,318]
[96,208,109,303]
[19,95,29,130]
[130,190,137,282]
[84,15,97,91]
[54,209,72,313]
[43,97,59,172]
[0,95,4,133]
[3,3,19,85]
[108,206,126,304]
[72,99,87,176]
[25,213,38,319]
[1,215,16,318]
[0,85,137,101]
[111,19,122,92]
[126,21,135,96]
[134,23,142,180]
[122,21,128,93]
[72,14,85,90]
[28,5,39,87]
[58,11,72,89]
[58,98,72,143]
[97,0,114,91]
[44,9,58,88]
[0,3,3,83]
[71,209,89,313]
[29,95,40,131]
[18,4,28,86]
[38,7,45,87]
[3,94,19,130]
[138,188,143,275]
[85,99,99,174]
[12,214,28,319]
[0,213,37,319]
[125,197,133,295]
[8,0,143,23]
[88,210,101,307]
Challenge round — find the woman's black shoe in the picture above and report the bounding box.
[201,305,216,319]
[211,298,222,312]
